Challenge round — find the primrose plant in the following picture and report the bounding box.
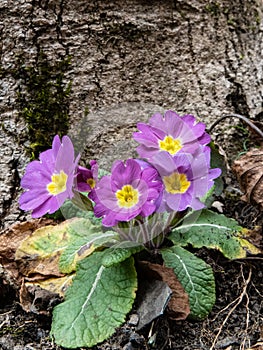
[19,110,259,349]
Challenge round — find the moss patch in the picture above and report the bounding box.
[16,52,72,158]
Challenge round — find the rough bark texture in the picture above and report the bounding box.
[0,0,263,229]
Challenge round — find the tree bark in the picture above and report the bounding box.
[0,0,262,229]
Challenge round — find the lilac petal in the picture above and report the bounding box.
[93,201,108,218]
[149,112,166,128]
[140,202,156,217]
[77,182,92,192]
[152,152,176,175]
[52,135,62,158]
[101,213,118,227]
[19,190,50,211]
[111,159,141,189]
[146,187,160,201]
[21,172,50,189]
[164,110,185,137]
[55,136,75,172]
[180,123,205,143]
[189,197,205,211]
[141,167,159,182]
[165,193,181,211]
[181,114,196,125]
[177,192,193,211]
[198,133,211,145]
[39,149,55,173]
[24,161,52,182]
[90,160,98,180]
[76,166,93,191]
[135,123,165,143]
[192,177,210,197]
[31,195,61,217]
[209,167,222,180]
[136,145,159,159]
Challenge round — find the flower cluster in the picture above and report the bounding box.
[20,110,221,235]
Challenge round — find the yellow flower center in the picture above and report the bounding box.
[159,135,182,155]
[87,178,96,189]
[163,172,190,194]
[116,185,139,208]
[47,170,68,195]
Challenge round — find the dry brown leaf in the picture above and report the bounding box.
[233,147,263,210]
[0,218,55,289]
[0,218,55,263]
[139,261,190,320]
[20,278,61,314]
[0,218,71,313]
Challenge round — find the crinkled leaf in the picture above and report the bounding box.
[233,147,263,210]
[102,245,143,267]
[20,275,74,313]
[161,246,215,320]
[15,218,117,276]
[51,251,137,348]
[169,209,261,259]
[59,199,102,225]
[15,221,71,260]
[25,274,74,297]
[59,218,118,273]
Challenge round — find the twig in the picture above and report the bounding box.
[209,265,252,350]
[240,266,251,350]
[208,113,263,139]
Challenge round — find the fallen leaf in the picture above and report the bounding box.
[138,261,190,321]
[0,219,55,289]
[20,278,62,314]
[0,218,55,263]
[0,218,76,313]
[233,147,263,210]
[15,221,73,278]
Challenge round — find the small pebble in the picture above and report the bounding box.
[128,313,139,326]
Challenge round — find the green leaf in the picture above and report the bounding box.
[161,246,215,320]
[169,209,261,259]
[51,251,137,348]
[59,218,118,273]
[16,220,73,260]
[210,142,226,196]
[98,168,110,178]
[102,244,144,267]
[71,192,94,211]
[59,199,102,225]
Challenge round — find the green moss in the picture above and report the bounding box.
[205,3,221,16]
[16,51,72,159]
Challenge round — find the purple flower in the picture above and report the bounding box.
[152,147,221,212]
[89,159,163,227]
[133,110,210,160]
[19,135,79,218]
[76,160,98,192]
